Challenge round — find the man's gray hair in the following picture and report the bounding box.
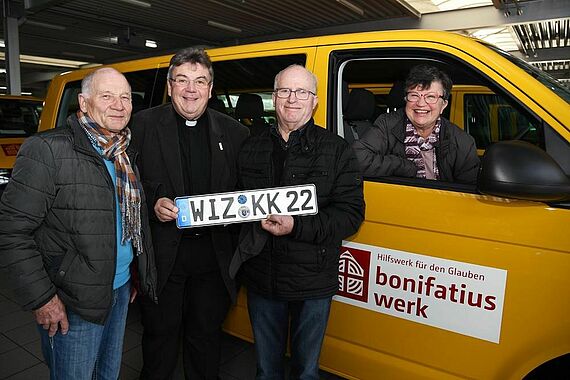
[274,64,317,93]
[81,67,128,97]
[167,47,214,82]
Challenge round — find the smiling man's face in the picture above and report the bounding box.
[79,69,133,133]
[168,62,212,121]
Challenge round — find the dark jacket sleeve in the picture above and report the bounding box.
[352,113,417,178]
[294,141,365,245]
[0,136,57,310]
[130,112,167,221]
[451,127,480,184]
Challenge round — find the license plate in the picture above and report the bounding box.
[175,184,318,229]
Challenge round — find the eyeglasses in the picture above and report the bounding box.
[274,88,315,100]
[405,92,445,104]
[169,77,211,89]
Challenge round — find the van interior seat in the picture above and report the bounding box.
[208,89,226,114]
[235,93,268,136]
[208,97,226,114]
[343,88,376,143]
[386,80,406,112]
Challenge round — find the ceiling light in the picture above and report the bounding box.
[119,0,151,8]
[336,0,364,16]
[26,20,66,31]
[0,52,89,68]
[62,51,96,59]
[0,89,32,96]
[207,20,242,33]
[0,40,5,48]
[145,39,158,48]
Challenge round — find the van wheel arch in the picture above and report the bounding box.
[523,353,570,379]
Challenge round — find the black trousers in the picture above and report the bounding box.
[139,235,231,380]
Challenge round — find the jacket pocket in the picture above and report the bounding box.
[291,170,329,180]
[290,170,333,197]
[52,249,78,286]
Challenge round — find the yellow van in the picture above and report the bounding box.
[0,95,43,192]
[39,30,570,379]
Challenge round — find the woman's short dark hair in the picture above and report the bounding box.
[405,64,452,100]
[168,47,214,82]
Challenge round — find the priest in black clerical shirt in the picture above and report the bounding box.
[130,47,248,380]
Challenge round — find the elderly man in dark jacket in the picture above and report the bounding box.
[230,64,365,380]
[0,67,157,380]
[353,65,479,184]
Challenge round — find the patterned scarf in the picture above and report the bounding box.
[77,111,143,253]
[404,117,440,179]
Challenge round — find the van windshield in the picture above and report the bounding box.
[0,98,43,137]
[482,42,570,104]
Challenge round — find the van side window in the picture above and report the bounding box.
[464,93,540,150]
[211,54,306,125]
[55,68,164,128]
[0,100,43,137]
[329,49,569,190]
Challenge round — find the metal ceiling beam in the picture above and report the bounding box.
[3,0,22,95]
[207,0,303,32]
[533,68,570,80]
[23,0,71,12]
[368,0,570,31]
[237,0,570,45]
[21,32,143,54]
[45,6,218,46]
[392,0,421,19]
[510,46,570,60]
[491,0,503,8]
[21,70,62,84]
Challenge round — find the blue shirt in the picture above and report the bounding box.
[90,141,134,289]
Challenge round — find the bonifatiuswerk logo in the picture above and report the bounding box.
[337,246,371,302]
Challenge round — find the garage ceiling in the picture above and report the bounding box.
[1,0,569,96]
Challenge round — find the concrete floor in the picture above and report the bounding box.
[0,284,345,380]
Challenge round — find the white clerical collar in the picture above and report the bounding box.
[185,120,197,127]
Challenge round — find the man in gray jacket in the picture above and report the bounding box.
[0,67,157,380]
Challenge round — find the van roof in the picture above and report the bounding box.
[55,30,482,78]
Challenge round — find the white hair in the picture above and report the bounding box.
[274,64,318,93]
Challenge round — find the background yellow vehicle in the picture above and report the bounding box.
[0,95,43,193]
[39,30,570,379]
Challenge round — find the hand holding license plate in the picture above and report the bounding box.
[175,184,318,228]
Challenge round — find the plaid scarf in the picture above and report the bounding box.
[404,117,440,179]
[77,111,143,253]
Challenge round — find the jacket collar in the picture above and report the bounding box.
[68,113,138,163]
[206,108,231,193]
[155,105,230,194]
[68,114,101,158]
[300,118,319,153]
[155,104,184,195]
[389,108,451,152]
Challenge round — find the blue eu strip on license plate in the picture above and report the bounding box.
[175,184,318,229]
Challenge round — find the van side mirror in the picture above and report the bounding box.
[478,140,570,202]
